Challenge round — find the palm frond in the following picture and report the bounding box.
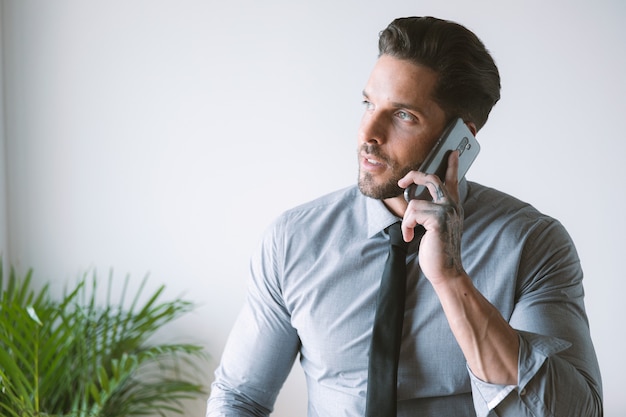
[0,262,208,417]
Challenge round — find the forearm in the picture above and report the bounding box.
[432,275,602,415]
[432,272,519,385]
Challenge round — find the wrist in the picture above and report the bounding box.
[429,269,471,294]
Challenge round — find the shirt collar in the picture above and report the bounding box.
[365,196,400,239]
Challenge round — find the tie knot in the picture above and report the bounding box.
[387,222,407,250]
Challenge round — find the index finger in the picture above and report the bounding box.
[444,150,461,199]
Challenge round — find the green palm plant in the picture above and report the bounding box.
[0,264,207,417]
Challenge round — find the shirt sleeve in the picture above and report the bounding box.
[468,218,603,417]
[206,219,301,417]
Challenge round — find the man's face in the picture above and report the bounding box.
[357,54,448,199]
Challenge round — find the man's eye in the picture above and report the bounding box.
[396,110,415,121]
[362,100,374,110]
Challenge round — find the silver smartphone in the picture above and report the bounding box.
[404,118,480,201]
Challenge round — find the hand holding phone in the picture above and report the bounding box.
[404,118,480,201]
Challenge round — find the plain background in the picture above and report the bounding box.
[1,0,624,415]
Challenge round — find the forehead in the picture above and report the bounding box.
[364,55,440,111]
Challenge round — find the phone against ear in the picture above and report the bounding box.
[404,118,480,201]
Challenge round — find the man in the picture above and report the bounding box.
[206,16,602,416]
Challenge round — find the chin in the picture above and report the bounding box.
[358,176,404,200]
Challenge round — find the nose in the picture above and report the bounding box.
[358,110,386,145]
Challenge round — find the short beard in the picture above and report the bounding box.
[358,171,406,199]
[357,145,421,200]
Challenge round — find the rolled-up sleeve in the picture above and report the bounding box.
[469,218,603,416]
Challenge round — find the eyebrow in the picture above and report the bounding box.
[362,90,427,116]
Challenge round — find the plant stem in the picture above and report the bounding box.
[34,327,39,413]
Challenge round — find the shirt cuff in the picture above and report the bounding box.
[468,331,572,416]
[468,366,516,415]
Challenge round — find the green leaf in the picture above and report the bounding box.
[26,305,43,326]
[0,264,209,417]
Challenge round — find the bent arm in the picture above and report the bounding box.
[467,220,602,416]
[399,155,601,416]
[206,225,301,416]
[430,272,520,385]
[205,296,300,417]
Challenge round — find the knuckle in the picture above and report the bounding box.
[433,204,458,222]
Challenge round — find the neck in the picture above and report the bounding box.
[383,195,408,218]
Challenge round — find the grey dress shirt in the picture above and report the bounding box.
[206,181,602,417]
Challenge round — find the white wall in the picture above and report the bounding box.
[2,0,625,415]
[0,1,8,269]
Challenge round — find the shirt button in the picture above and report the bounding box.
[520,388,527,396]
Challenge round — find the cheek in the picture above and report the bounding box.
[404,129,443,166]
[394,138,430,168]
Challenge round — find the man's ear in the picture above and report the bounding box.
[465,121,478,136]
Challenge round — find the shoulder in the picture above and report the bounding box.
[463,181,578,258]
[275,185,365,229]
[462,182,582,303]
[464,181,560,229]
[253,185,369,277]
[256,185,367,249]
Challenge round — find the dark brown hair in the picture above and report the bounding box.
[379,17,500,131]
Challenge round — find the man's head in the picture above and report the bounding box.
[357,17,499,201]
[378,16,500,131]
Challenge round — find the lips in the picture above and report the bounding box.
[365,156,383,166]
[359,143,393,173]
[361,152,388,172]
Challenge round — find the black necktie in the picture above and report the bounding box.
[365,222,410,417]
